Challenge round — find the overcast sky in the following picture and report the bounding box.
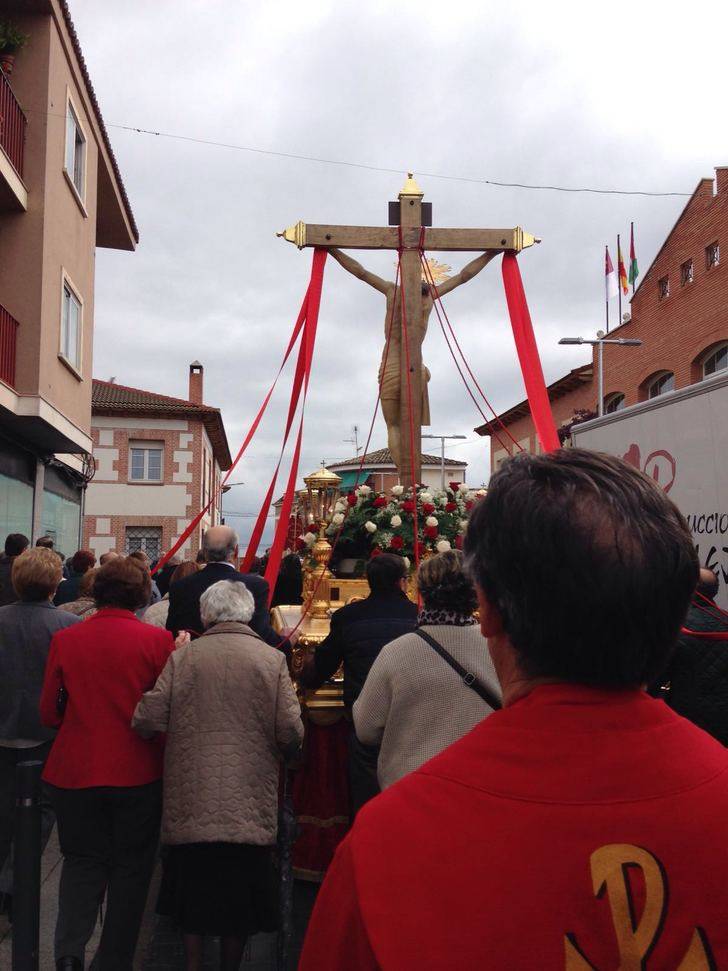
[72,0,727,546]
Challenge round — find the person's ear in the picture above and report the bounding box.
[476,585,504,638]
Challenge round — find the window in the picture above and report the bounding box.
[125,526,162,561]
[64,102,86,200]
[647,372,675,399]
[605,393,626,414]
[658,276,670,299]
[129,442,163,482]
[702,342,728,379]
[61,281,82,371]
[706,241,720,269]
[680,259,694,286]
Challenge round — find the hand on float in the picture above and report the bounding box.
[175,630,192,649]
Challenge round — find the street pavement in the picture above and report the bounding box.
[0,832,317,969]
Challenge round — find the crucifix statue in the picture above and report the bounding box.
[279,174,538,487]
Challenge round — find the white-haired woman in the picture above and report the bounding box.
[132,579,303,971]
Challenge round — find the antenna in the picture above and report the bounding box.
[343,424,362,456]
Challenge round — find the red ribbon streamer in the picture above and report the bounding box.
[501,253,560,453]
[262,248,327,604]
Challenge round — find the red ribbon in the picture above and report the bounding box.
[152,251,325,576]
[501,253,560,453]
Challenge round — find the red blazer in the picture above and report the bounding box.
[300,685,728,970]
[40,608,174,788]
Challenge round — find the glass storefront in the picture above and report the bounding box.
[41,489,81,558]
[0,472,33,540]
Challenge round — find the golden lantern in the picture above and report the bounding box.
[300,465,342,619]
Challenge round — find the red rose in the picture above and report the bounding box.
[373,496,387,508]
[445,501,457,512]
[370,547,382,558]
[449,481,460,491]
[465,500,474,511]
[402,499,415,513]
[347,492,357,506]
[295,537,306,551]
[422,502,435,514]
[389,535,404,550]
[455,534,464,550]
[424,525,438,539]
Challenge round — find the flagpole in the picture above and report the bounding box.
[617,234,622,327]
[630,222,635,296]
[605,245,610,334]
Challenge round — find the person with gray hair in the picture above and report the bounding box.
[165,525,290,649]
[134,579,303,970]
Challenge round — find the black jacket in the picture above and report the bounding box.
[54,569,85,606]
[660,599,728,745]
[165,562,283,648]
[0,555,19,607]
[308,591,417,708]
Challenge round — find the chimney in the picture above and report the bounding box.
[716,167,728,195]
[189,361,204,404]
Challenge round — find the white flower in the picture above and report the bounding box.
[334,501,346,514]
[364,521,377,534]
[437,496,448,506]
[457,483,469,494]
[459,519,468,532]
[419,491,433,502]
[390,515,402,528]
[357,485,372,496]
[332,512,345,526]
[391,485,404,496]
[436,539,451,553]
[425,516,438,528]
[403,557,411,570]
[303,532,317,546]
[476,488,487,497]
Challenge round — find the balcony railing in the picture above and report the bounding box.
[0,304,19,388]
[0,68,26,177]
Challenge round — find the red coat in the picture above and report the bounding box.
[299,685,728,970]
[40,608,174,788]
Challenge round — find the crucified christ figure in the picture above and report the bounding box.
[329,249,495,470]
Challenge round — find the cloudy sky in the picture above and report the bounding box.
[73,0,726,545]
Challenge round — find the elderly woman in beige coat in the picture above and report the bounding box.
[132,579,303,971]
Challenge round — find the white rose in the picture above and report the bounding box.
[364,521,377,534]
[436,539,451,553]
[403,557,411,570]
[459,519,468,532]
[457,483,469,494]
[332,512,345,526]
[390,515,402,528]
[420,491,433,502]
[357,485,372,496]
[303,532,317,546]
[391,485,404,496]
[425,516,438,528]
[334,501,346,514]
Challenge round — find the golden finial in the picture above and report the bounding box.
[399,172,424,198]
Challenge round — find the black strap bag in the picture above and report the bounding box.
[415,627,502,711]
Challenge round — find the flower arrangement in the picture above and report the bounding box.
[326,481,485,562]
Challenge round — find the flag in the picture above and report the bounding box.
[605,246,618,300]
[628,222,639,287]
[617,238,629,295]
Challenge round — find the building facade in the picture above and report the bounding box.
[328,447,468,493]
[82,363,232,561]
[0,0,137,549]
[477,168,728,470]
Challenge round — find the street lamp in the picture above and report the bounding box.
[422,434,467,490]
[558,333,643,417]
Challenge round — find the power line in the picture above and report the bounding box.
[28,107,689,198]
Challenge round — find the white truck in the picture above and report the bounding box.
[572,369,728,609]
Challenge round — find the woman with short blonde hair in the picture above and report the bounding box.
[12,547,63,602]
[354,549,501,789]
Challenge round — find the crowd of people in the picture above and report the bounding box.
[0,449,726,969]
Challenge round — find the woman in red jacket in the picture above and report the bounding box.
[40,556,182,971]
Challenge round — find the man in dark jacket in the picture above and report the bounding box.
[0,534,29,607]
[657,567,728,744]
[166,525,287,649]
[53,550,96,606]
[301,553,417,812]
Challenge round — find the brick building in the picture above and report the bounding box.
[477,167,728,469]
[328,447,468,493]
[82,363,231,561]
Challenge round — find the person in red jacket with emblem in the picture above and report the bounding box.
[40,556,183,971]
[299,448,728,970]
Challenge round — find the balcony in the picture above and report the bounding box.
[0,68,27,211]
[0,304,18,388]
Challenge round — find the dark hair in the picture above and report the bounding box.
[247,555,263,575]
[35,536,54,549]
[128,549,149,564]
[366,552,407,594]
[71,549,96,574]
[196,548,207,564]
[696,568,719,600]
[78,568,98,598]
[170,561,198,586]
[5,533,29,557]
[93,557,151,611]
[418,549,477,615]
[279,553,302,581]
[464,449,699,688]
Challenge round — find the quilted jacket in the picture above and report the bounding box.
[132,621,303,845]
